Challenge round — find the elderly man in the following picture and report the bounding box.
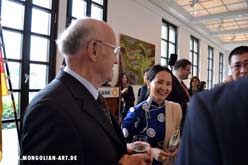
[229,46,248,80]
[21,18,152,165]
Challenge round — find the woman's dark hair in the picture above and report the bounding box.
[189,76,200,89]
[199,81,206,90]
[148,65,172,82]
[174,59,191,70]
[116,72,128,87]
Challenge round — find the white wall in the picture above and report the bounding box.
[107,0,228,91]
[107,0,162,91]
[55,0,67,71]
[56,0,229,97]
[108,0,161,61]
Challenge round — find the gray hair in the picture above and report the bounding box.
[56,18,98,55]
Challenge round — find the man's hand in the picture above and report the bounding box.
[118,153,152,165]
[121,142,153,165]
[127,142,151,155]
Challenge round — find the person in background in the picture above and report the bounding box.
[123,65,182,165]
[188,76,201,96]
[228,46,248,80]
[137,68,150,104]
[199,81,206,91]
[176,77,248,165]
[167,59,192,128]
[101,81,111,87]
[116,73,135,119]
[223,75,233,83]
[21,18,152,165]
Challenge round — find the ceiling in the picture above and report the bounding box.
[149,0,248,51]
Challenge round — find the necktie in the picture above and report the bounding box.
[97,94,113,125]
[181,81,190,99]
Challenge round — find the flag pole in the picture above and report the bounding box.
[0,17,20,144]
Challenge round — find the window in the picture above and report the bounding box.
[0,0,58,164]
[67,0,107,26]
[219,53,224,83]
[189,36,199,77]
[161,20,177,67]
[208,46,214,89]
[61,0,107,66]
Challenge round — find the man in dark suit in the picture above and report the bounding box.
[137,68,149,104]
[176,77,248,165]
[167,59,192,127]
[20,18,152,165]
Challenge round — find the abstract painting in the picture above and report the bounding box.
[119,34,155,85]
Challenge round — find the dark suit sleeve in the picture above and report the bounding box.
[175,94,220,165]
[137,85,148,104]
[21,102,82,165]
[137,88,141,97]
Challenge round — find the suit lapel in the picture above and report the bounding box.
[56,71,123,146]
[175,77,190,102]
[82,98,124,145]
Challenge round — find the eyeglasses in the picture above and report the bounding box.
[95,40,121,56]
[231,60,248,71]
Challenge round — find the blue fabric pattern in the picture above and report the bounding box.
[122,99,166,165]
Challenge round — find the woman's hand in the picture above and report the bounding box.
[121,87,128,94]
[168,146,178,157]
[151,148,171,162]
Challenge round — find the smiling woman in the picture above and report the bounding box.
[188,76,201,96]
[122,65,182,165]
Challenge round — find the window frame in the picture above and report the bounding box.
[66,0,108,26]
[219,52,224,83]
[1,0,58,123]
[161,19,177,67]
[207,46,214,89]
[189,35,199,77]
[1,0,59,163]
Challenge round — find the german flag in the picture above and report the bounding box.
[0,48,8,96]
[0,47,8,161]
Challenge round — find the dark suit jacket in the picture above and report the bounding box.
[137,84,148,104]
[176,77,248,165]
[21,71,127,165]
[167,75,189,125]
